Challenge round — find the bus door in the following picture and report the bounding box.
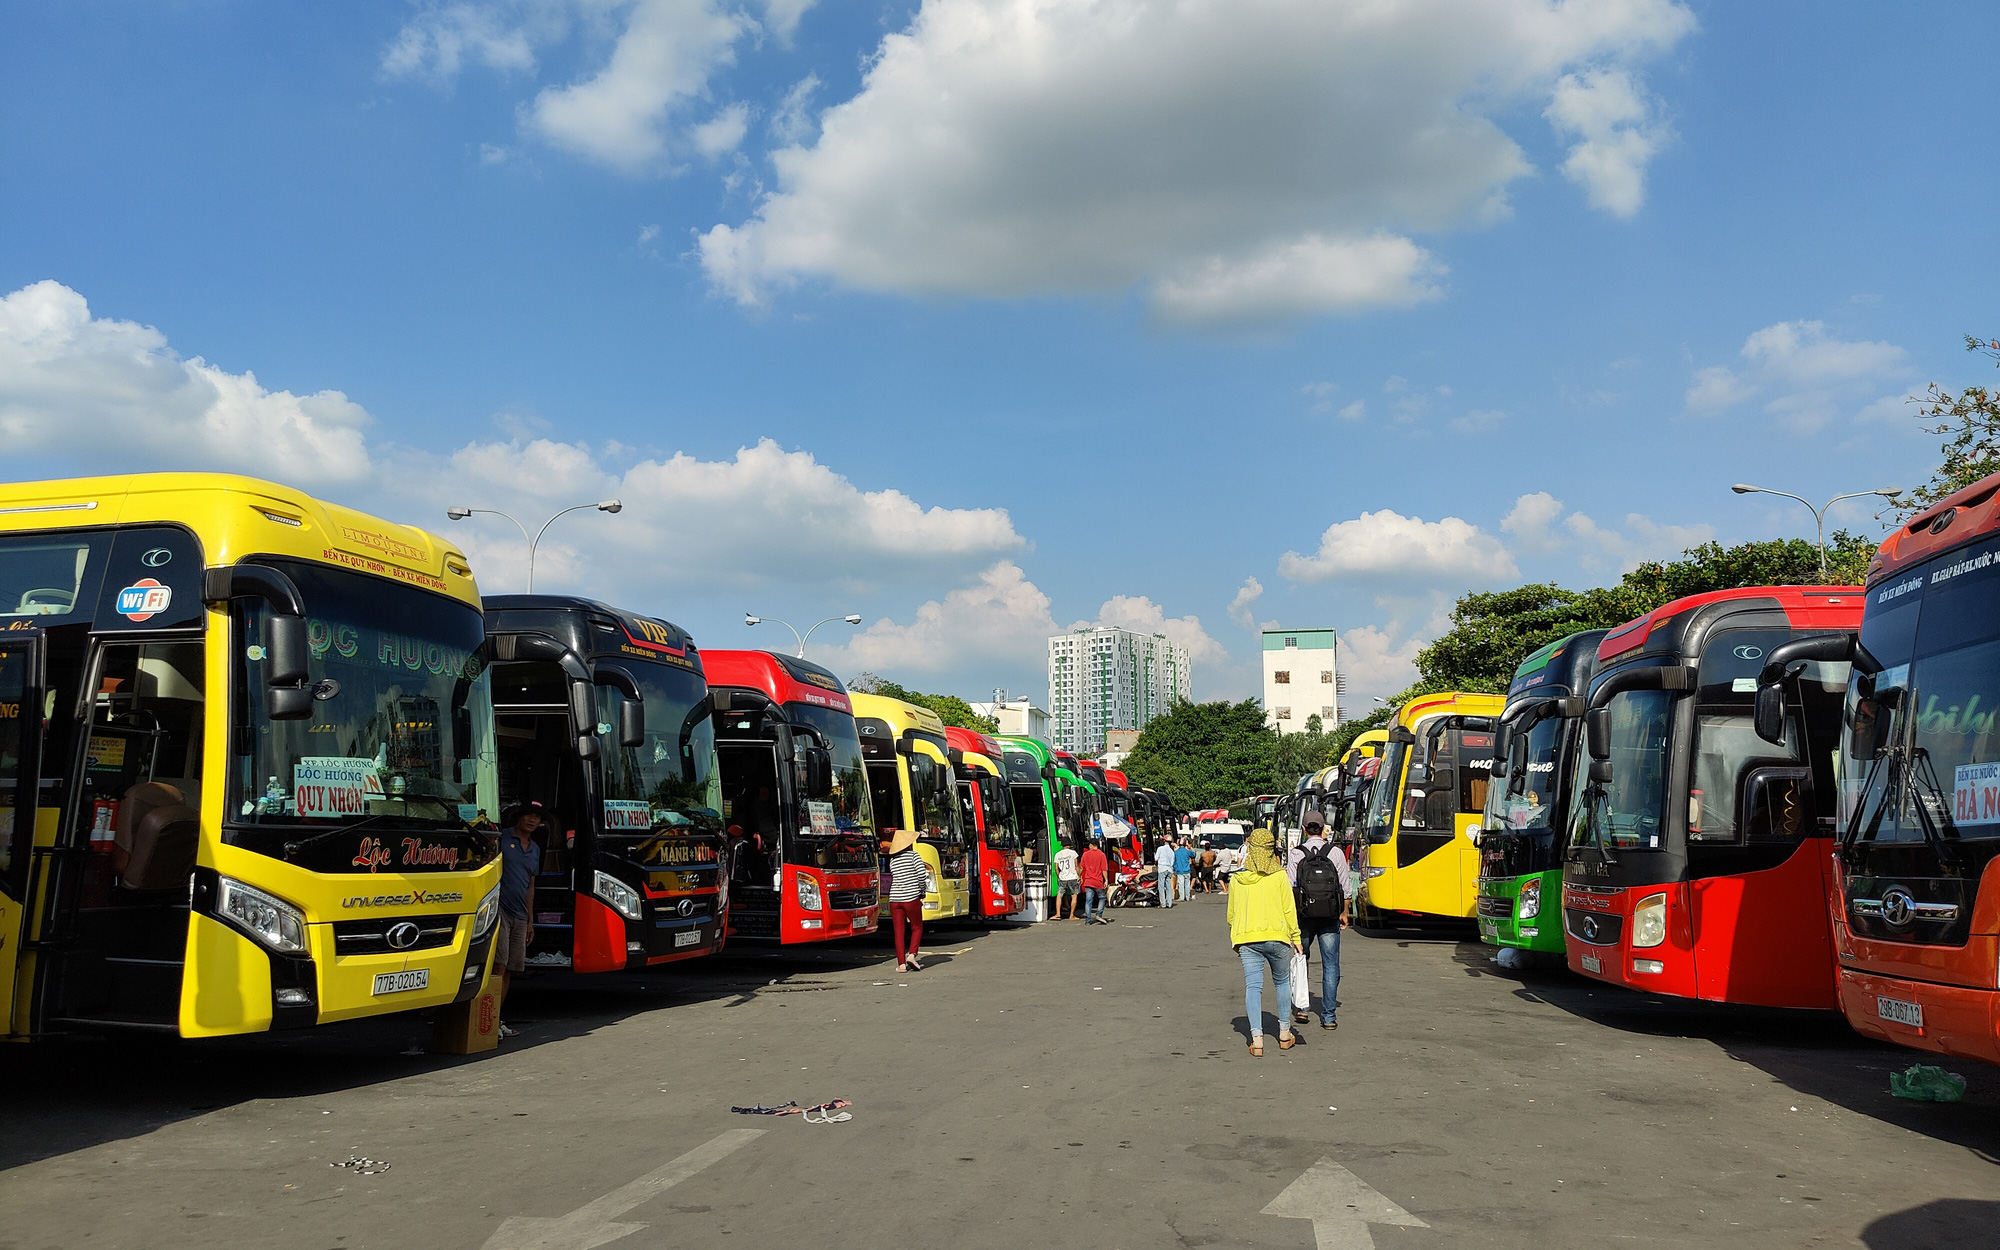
[491,647,600,969]
[715,734,784,936]
[0,635,45,1036]
[1402,717,1496,914]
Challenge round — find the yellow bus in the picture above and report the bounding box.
[851,692,970,921]
[1354,693,1503,924]
[0,474,502,1040]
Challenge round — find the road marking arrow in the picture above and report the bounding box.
[1262,1158,1429,1250]
[480,1128,765,1250]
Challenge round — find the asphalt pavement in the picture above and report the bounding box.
[2,890,1996,1250]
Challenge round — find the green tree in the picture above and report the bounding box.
[1120,699,1275,810]
[1900,335,2000,516]
[847,673,1000,733]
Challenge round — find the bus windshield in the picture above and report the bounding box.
[1363,741,1408,843]
[595,663,724,839]
[1572,688,1673,852]
[232,559,496,831]
[1490,712,1564,834]
[783,700,877,871]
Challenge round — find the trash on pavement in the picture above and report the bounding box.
[1889,1064,1966,1102]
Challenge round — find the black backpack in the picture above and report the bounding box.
[1295,841,1345,921]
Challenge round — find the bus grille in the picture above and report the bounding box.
[648,896,712,921]
[1563,907,1622,946]
[333,916,458,955]
[830,888,878,911]
[1476,896,1512,919]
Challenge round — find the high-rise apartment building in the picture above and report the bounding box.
[1262,627,1340,733]
[1047,627,1191,756]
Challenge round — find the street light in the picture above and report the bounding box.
[1729,484,1903,581]
[445,499,622,592]
[745,612,863,657]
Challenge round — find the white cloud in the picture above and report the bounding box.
[0,280,373,484]
[829,561,1060,675]
[1544,68,1671,218]
[691,102,752,157]
[1086,594,1230,667]
[1338,400,1366,421]
[381,1,553,79]
[1686,319,1912,432]
[1228,576,1265,629]
[1278,509,1517,584]
[527,0,749,172]
[1450,407,1507,433]
[700,0,1695,320]
[768,73,820,145]
[1335,624,1425,705]
[1502,490,1709,572]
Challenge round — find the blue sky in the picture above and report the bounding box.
[3,0,1995,706]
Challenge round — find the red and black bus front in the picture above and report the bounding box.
[945,726,1026,917]
[703,650,879,943]
[484,596,729,973]
[1818,476,2000,1064]
[1563,586,1861,1009]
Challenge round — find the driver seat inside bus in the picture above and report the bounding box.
[111,781,198,891]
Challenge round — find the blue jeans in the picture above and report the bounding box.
[1302,926,1341,1023]
[1157,871,1174,907]
[1083,887,1105,921]
[1237,940,1293,1039]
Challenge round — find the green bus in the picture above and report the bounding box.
[1475,629,1607,955]
[997,735,1092,872]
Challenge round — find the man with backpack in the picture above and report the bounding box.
[1286,810,1352,1030]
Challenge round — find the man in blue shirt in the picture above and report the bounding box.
[495,802,546,1040]
[1172,836,1194,903]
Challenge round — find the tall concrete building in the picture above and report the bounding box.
[1047,627,1191,756]
[1262,627,1341,733]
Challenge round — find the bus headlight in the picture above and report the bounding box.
[217,876,308,954]
[593,871,643,922]
[1518,879,1541,920]
[988,870,1004,896]
[795,874,823,912]
[1632,892,1668,948]
[472,886,500,939]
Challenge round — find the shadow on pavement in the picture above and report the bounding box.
[1857,1198,2000,1249]
[0,921,1011,1172]
[1459,936,2000,1166]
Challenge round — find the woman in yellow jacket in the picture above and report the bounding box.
[1227,828,1303,1055]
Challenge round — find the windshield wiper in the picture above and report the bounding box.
[1903,746,1965,869]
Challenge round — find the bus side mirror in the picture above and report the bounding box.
[618,699,645,748]
[1588,758,1613,784]
[1752,682,1786,745]
[1490,724,1513,776]
[570,682,600,760]
[263,614,312,721]
[1849,687,1899,761]
[1584,707,1611,760]
[801,745,833,799]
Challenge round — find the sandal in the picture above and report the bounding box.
[1248,1040,1264,1057]
[1278,1035,1297,1050]
[1322,1019,1338,1030]
[907,955,923,971]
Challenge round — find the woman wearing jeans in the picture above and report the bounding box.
[881,827,933,972]
[1226,828,1303,1056]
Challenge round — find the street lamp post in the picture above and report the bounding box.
[744,612,863,657]
[1729,484,1904,581]
[445,499,622,592]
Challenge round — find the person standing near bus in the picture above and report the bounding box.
[1286,810,1352,1030]
[495,802,546,1041]
[1228,828,1302,1056]
[1053,839,1082,920]
[883,827,932,972]
[1154,837,1177,908]
[1173,836,1194,903]
[1078,839,1110,924]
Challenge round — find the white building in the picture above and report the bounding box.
[968,697,1052,741]
[1047,627,1191,756]
[1262,627,1340,733]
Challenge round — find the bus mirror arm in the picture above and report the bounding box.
[1754,633,1854,687]
[204,566,313,715]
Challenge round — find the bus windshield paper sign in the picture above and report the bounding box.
[1952,762,2000,827]
[808,800,837,837]
[604,799,652,832]
[294,757,381,818]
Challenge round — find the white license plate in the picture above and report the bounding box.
[1479,920,1497,937]
[1580,953,1602,974]
[371,969,429,996]
[673,929,701,948]
[1877,996,1924,1028]
[854,916,874,930]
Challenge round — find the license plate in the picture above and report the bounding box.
[673,929,701,948]
[854,916,874,930]
[1877,996,1923,1028]
[1479,920,1497,937]
[1580,953,1602,974]
[371,969,429,996]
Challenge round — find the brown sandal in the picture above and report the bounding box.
[1278,1035,1297,1050]
[1248,1040,1264,1057]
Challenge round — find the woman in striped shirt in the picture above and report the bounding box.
[881,826,934,972]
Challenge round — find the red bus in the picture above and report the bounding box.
[1564,586,1861,1008]
[702,650,879,943]
[943,726,1027,918]
[1786,474,2000,1064]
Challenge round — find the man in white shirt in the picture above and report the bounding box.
[1153,836,1177,908]
[1285,811,1354,1029]
[1052,840,1082,921]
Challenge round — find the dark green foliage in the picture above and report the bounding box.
[1900,336,2000,516]
[847,673,1000,734]
[1121,699,1277,810]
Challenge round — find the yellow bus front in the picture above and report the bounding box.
[853,693,971,923]
[0,474,501,1040]
[1358,693,1504,921]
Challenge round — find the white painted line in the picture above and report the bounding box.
[481,1128,765,1250]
